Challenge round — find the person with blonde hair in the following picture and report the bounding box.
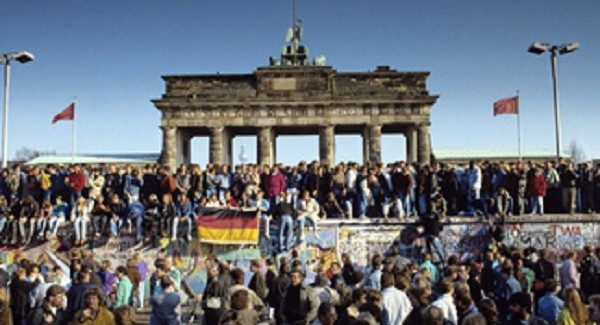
[72,196,93,246]
[0,287,13,325]
[557,288,590,325]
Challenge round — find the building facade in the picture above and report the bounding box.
[153,20,438,170]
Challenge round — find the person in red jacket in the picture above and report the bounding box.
[528,167,547,216]
[266,165,287,207]
[67,164,86,208]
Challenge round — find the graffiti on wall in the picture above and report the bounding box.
[306,228,337,250]
[506,222,599,261]
[335,220,600,266]
[336,223,492,265]
[337,227,400,267]
[439,223,490,260]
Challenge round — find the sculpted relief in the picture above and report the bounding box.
[164,104,422,120]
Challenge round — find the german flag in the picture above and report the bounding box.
[196,208,259,244]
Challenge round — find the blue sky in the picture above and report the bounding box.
[1,0,598,165]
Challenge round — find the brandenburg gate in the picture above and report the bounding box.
[153,20,438,170]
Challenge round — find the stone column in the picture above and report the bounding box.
[176,128,192,166]
[209,126,224,165]
[367,124,382,163]
[271,132,278,164]
[182,136,191,165]
[222,128,233,166]
[257,127,274,166]
[161,126,177,171]
[319,125,335,166]
[406,127,418,164]
[418,124,431,164]
[362,127,370,164]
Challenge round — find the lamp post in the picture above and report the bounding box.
[528,42,579,164]
[0,51,35,168]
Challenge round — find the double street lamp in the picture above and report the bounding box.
[0,51,34,168]
[528,42,579,164]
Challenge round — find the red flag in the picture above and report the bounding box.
[52,103,75,124]
[493,96,519,116]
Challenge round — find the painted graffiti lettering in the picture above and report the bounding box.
[550,225,581,237]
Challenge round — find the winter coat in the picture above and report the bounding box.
[71,306,114,325]
[27,301,68,325]
[68,172,86,192]
[528,175,547,197]
[266,172,287,198]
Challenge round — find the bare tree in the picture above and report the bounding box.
[14,147,56,162]
[568,140,586,164]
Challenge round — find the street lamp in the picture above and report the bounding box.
[528,42,579,164]
[0,51,34,168]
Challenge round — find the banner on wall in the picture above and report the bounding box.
[196,208,260,244]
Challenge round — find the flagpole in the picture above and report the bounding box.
[72,97,76,164]
[516,90,522,163]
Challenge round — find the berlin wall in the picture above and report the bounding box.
[323,215,600,267]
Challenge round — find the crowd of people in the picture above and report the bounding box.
[0,159,600,324]
[2,235,600,325]
[1,159,599,249]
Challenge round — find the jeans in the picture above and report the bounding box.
[49,217,65,236]
[358,194,369,218]
[530,196,544,215]
[70,190,82,210]
[426,235,445,264]
[279,215,294,251]
[0,217,6,234]
[18,218,27,241]
[173,216,192,239]
[418,195,428,216]
[470,188,481,200]
[287,188,297,205]
[343,200,353,219]
[135,216,143,241]
[384,200,404,219]
[128,194,140,205]
[206,188,217,200]
[218,187,227,202]
[110,218,123,236]
[402,190,416,216]
[125,216,144,241]
[297,215,317,243]
[31,219,47,239]
[563,187,576,214]
[92,215,108,236]
[75,217,88,240]
[138,280,145,308]
[259,214,271,255]
[43,189,52,202]
[268,196,280,211]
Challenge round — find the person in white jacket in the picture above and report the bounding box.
[465,160,482,201]
[431,278,458,325]
[72,196,93,245]
[381,272,412,325]
[296,190,319,236]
